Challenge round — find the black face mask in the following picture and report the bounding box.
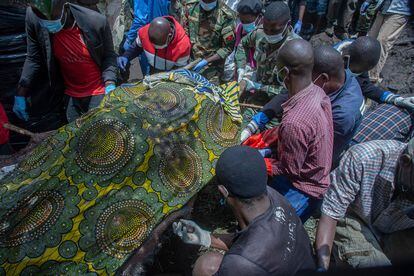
[395,138,414,201]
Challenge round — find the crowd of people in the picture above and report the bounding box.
[1,0,413,275]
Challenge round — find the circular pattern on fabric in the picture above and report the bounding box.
[18,142,54,172]
[58,240,78,259]
[95,200,155,259]
[75,119,135,175]
[0,191,64,247]
[205,104,239,147]
[134,86,186,118]
[159,144,202,195]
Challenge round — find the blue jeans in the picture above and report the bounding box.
[269,175,320,222]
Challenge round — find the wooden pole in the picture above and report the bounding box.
[3,123,36,138]
[239,103,264,109]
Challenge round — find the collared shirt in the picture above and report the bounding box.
[322,140,414,235]
[215,187,315,276]
[351,104,414,145]
[328,69,364,165]
[234,26,300,95]
[267,83,334,199]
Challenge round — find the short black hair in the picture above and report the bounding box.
[314,45,344,78]
[264,1,291,23]
[237,0,263,15]
[348,36,381,71]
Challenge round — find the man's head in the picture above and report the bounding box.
[263,1,291,44]
[313,45,345,94]
[343,36,381,74]
[395,138,414,199]
[276,39,314,91]
[148,17,174,49]
[237,0,263,27]
[215,146,268,212]
[30,0,69,33]
[199,0,217,11]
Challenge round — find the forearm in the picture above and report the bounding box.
[205,54,222,64]
[315,214,338,270]
[210,233,235,251]
[123,40,143,60]
[298,4,306,21]
[16,85,30,97]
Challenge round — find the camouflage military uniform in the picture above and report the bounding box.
[175,0,236,83]
[235,25,300,96]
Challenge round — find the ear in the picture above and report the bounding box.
[218,185,229,198]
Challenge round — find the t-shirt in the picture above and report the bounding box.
[53,26,104,98]
[215,187,316,276]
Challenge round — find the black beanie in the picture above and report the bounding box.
[216,146,267,199]
[237,0,263,15]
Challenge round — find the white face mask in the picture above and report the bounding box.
[153,43,168,49]
[200,0,217,11]
[276,66,288,90]
[265,23,288,44]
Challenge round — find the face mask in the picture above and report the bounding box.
[276,66,288,90]
[200,0,217,11]
[349,69,362,77]
[313,74,327,90]
[39,18,64,33]
[153,43,168,49]
[265,23,288,44]
[242,22,256,33]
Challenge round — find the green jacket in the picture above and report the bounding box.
[235,26,300,95]
[176,0,236,60]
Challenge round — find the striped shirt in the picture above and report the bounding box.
[351,104,414,145]
[322,140,414,234]
[267,83,334,199]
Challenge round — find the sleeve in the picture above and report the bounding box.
[321,150,362,220]
[234,30,255,71]
[331,110,357,164]
[268,122,309,177]
[261,92,289,120]
[215,254,268,276]
[123,40,143,60]
[19,9,42,89]
[101,19,118,83]
[125,0,149,43]
[357,72,386,103]
[216,14,236,59]
[259,84,284,95]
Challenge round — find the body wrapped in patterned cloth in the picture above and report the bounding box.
[0,70,241,275]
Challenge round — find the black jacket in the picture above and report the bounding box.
[19,3,117,114]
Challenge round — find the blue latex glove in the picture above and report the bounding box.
[258,148,272,158]
[105,83,116,95]
[193,59,208,72]
[13,96,29,121]
[360,1,370,15]
[252,112,270,129]
[117,56,129,71]
[123,40,132,52]
[293,20,302,34]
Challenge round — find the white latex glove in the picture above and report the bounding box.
[240,120,259,143]
[172,219,211,247]
[394,96,414,113]
[243,78,263,91]
[237,68,245,83]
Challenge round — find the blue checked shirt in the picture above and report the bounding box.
[322,140,414,235]
[351,104,414,145]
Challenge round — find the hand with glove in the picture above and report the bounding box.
[360,1,370,16]
[117,56,129,71]
[105,83,116,95]
[13,96,29,121]
[386,93,414,113]
[193,59,209,73]
[293,20,302,34]
[237,68,245,83]
[172,219,211,247]
[240,112,270,142]
[243,78,263,92]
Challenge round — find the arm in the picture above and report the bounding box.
[216,16,236,60]
[298,1,306,22]
[18,8,42,95]
[210,233,235,251]
[125,0,149,43]
[101,19,118,85]
[234,32,254,73]
[315,214,338,270]
[123,40,143,61]
[261,92,289,120]
[356,73,384,103]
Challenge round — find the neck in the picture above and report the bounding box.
[234,196,271,229]
[288,74,312,98]
[326,72,346,94]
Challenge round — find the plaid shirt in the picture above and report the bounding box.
[351,104,414,145]
[267,84,334,199]
[322,140,414,235]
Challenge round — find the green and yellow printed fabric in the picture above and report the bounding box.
[0,70,241,275]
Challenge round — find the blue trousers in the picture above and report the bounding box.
[269,175,320,222]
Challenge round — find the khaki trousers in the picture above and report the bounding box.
[368,13,409,82]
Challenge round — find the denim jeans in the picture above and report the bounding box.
[269,175,320,222]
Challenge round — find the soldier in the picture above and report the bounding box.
[235,1,300,101]
[175,0,236,83]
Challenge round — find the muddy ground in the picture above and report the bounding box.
[144,22,414,276]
